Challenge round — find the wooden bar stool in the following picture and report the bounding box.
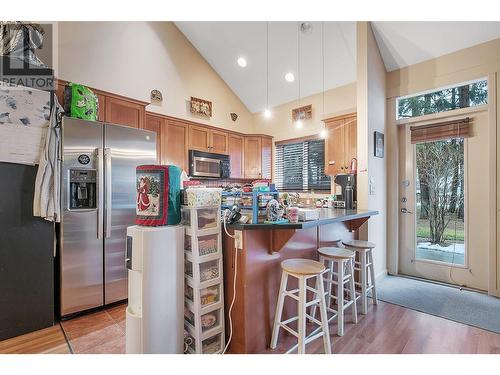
[342,240,378,315]
[311,247,357,336]
[270,259,332,354]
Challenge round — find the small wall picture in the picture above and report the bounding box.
[292,104,312,122]
[150,89,163,105]
[190,96,212,118]
[374,131,384,158]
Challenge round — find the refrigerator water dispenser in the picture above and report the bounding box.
[69,169,97,209]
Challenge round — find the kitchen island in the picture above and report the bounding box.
[222,208,378,354]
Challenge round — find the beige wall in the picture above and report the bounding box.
[252,83,356,142]
[56,22,255,133]
[357,22,388,279]
[386,36,500,295]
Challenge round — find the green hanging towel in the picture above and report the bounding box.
[167,165,182,225]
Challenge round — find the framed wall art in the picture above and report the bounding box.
[374,131,384,158]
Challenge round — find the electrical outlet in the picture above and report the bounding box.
[234,230,243,250]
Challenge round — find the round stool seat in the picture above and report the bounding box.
[281,258,325,276]
[342,239,376,249]
[318,247,355,259]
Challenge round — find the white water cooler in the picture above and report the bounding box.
[125,225,184,354]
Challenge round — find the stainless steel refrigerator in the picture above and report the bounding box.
[60,117,156,317]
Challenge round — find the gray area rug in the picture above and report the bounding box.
[376,275,500,333]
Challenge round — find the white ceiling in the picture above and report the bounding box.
[371,22,500,72]
[176,21,500,114]
[176,21,356,113]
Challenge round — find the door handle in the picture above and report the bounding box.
[400,207,413,214]
[97,148,104,239]
[328,161,336,165]
[105,147,112,238]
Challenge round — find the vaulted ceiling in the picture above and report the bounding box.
[176,22,500,114]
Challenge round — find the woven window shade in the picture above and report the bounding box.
[410,117,471,144]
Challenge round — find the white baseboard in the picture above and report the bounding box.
[375,269,388,283]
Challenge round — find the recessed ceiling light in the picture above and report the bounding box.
[320,129,327,139]
[264,109,272,119]
[285,72,295,82]
[237,57,247,68]
[295,120,303,129]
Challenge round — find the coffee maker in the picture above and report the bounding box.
[333,173,356,209]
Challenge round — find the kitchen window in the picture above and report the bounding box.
[275,138,330,192]
[396,78,487,120]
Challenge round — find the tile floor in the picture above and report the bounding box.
[60,303,126,354]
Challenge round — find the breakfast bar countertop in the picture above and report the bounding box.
[228,208,379,230]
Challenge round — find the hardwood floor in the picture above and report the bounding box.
[0,325,70,354]
[263,300,500,354]
[0,300,499,354]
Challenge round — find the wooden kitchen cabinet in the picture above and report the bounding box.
[144,114,163,163]
[163,119,188,171]
[188,124,210,152]
[105,96,145,128]
[55,79,147,125]
[244,136,262,179]
[188,125,228,154]
[228,134,244,178]
[325,114,357,176]
[96,93,106,122]
[325,118,345,176]
[343,116,357,170]
[324,113,357,176]
[261,136,273,180]
[210,129,229,154]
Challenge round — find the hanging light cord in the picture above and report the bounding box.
[322,22,325,117]
[298,22,301,109]
[266,21,269,111]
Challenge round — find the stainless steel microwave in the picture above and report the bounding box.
[189,150,231,179]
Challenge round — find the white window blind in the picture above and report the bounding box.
[275,139,330,191]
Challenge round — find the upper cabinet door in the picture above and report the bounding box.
[144,114,163,163]
[105,96,145,128]
[244,136,262,179]
[188,124,210,152]
[261,137,273,180]
[228,134,244,178]
[210,129,229,154]
[164,120,188,171]
[325,118,345,176]
[344,116,357,171]
[96,92,106,122]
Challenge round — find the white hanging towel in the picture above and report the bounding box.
[33,98,62,223]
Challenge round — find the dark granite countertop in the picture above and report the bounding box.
[228,208,379,230]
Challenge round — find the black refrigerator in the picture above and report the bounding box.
[0,163,55,341]
[0,56,56,340]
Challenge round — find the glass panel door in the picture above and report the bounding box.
[415,138,465,266]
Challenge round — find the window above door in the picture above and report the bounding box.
[396,78,488,120]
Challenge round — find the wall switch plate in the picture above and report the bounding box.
[369,176,376,195]
[234,230,243,250]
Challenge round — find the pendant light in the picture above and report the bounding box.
[295,21,303,129]
[320,22,328,139]
[264,22,272,119]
